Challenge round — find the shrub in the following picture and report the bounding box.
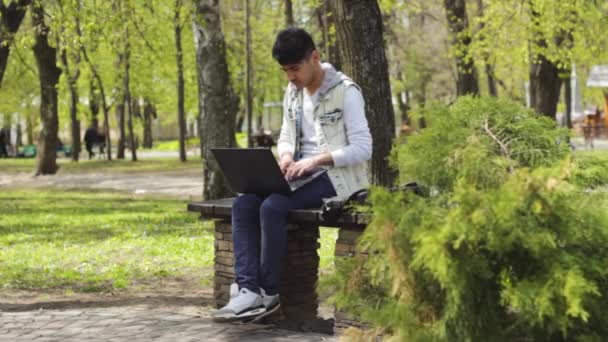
[329,97,608,341]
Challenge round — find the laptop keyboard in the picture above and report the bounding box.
[288,177,311,189]
[288,169,327,190]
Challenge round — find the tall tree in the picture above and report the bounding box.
[32,1,61,175]
[315,1,341,70]
[528,2,569,119]
[113,2,127,159]
[444,0,479,96]
[245,0,253,147]
[60,48,81,162]
[193,0,238,200]
[330,0,396,187]
[115,50,127,159]
[475,0,497,96]
[142,98,156,148]
[0,0,31,87]
[81,42,112,161]
[124,27,137,162]
[284,0,294,27]
[57,0,82,162]
[175,0,187,161]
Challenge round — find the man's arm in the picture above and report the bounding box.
[284,151,333,180]
[329,86,372,167]
[277,90,295,158]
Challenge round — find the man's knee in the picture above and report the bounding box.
[259,194,290,221]
[232,194,263,217]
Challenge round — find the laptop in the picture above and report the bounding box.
[211,148,327,196]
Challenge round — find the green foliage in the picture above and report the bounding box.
[395,96,570,192]
[571,151,608,190]
[329,97,608,341]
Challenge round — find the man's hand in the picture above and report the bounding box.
[279,153,295,175]
[285,157,319,181]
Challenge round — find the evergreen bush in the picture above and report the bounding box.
[328,97,608,341]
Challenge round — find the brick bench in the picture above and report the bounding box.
[187,197,368,331]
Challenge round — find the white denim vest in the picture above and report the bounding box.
[283,77,369,197]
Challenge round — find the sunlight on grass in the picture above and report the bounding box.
[319,228,338,273]
[0,189,213,292]
[152,138,199,152]
[0,189,338,292]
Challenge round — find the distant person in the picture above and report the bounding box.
[84,120,99,159]
[0,127,7,158]
[97,129,106,157]
[583,106,597,149]
[254,127,275,148]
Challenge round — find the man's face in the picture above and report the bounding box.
[280,51,318,89]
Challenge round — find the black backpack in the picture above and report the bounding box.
[320,182,426,223]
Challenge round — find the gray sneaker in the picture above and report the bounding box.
[229,282,239,299]
[260,288,280,312]
[211,287,265,322]
[241,288,281,324]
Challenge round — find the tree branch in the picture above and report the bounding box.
[483,118,514,172]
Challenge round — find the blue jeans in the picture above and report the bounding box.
[231,173,336,296]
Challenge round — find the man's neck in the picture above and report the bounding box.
[305,63,324,95]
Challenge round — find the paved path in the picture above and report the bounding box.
[0,170,203,200]
[0,305,337,342]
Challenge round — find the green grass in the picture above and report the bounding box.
[0,157,202,174]
[151,134,247,151]
[152,138,199,152]
[0,189,337,292]
[573,149,608,158]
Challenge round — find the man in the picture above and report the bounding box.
[0,127,7,158]
[83,120,99,160]
[211,28,372,321]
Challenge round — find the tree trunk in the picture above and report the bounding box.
[330,0,396,187]
[124,29,136,162]
[25,110,34,145]
[528,5,562,119]
[194,0,238,200]
[318,0,341,70]
[0,0,30,87]
[284,0,294,27]
[444,0,479,96]
[563,71,572,128]
[245,0,253,147]
[142,99,155,148]
[175,0,187,162]
[475,0,497,96]
[89,77,99,123]
[60,50,81,162]
[32,1,61,175]
[115,49,126,159]
[16,121,22,146]
[529,52,561,119]
[314,2,329,61]
[80,41,112,160]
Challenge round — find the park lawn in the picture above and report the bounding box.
[0,157,203,174]
[152,138,200,152]
[0,189,337,292]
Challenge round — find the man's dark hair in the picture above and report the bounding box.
[272,28,316,65]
